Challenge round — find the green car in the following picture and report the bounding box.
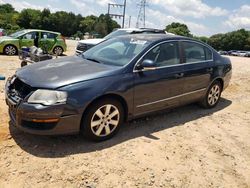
[0,29,67,55]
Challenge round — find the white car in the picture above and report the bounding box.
[75,28,167,54]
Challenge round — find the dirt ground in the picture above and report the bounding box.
[0,40,249,188]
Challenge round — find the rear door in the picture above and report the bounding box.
[180,41,214,102]
[39,32,57,52]
[133,41,185,116]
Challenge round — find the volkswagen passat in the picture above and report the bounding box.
[5,34,232,141]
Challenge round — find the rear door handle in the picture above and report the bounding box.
[174,73,184,79]
[206,68,213,73]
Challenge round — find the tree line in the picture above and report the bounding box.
[165,22,250,51]
[0,3,120,38]
[1,3,249,51]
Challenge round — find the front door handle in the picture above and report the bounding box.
[174,73,184,79]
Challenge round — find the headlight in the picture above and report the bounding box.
[28,89,67,105]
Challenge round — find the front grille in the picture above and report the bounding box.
[76,43,94,52]
[8,77,34,104]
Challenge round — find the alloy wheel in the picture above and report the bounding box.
[90,104,120,137]
[5,46,16,55]
[54,47,63,55]
[208,84,221,106]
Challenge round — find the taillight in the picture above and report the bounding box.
[61,35,66,43]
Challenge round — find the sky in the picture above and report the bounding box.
[0,0,250,36]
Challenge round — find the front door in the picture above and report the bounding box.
[19,31,39,48]
[133,41,185,116]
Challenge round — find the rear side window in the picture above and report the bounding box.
[183,41,212,63]
[41,32,58,39]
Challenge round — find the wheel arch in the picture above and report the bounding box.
[211,77,224,91]
[80,93,129,128]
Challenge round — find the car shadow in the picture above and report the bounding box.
[9,98,232,158]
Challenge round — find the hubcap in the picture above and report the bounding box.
[54,47,63,55]
[5,46,16,55]
[91,104,120,137]
[208,84,220,106]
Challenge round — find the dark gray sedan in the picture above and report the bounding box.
[5,34,232,141]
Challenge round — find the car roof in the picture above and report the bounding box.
[117,33,190,42]
[23,29,61,35]
[116,28,165,32]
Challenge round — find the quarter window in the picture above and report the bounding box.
[142,41,180,67]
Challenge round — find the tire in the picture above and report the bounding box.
[4,45,17,55]
[81,98,124,141]
[21,61,27,67]
[53,46,63,56]
[200,81,222,109]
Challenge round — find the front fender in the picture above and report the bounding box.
[59,74,134,118]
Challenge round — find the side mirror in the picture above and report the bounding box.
[138,59,156,71]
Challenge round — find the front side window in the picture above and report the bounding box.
[142,41,180,67]
[183,41,212,63]
[22,32,39,40]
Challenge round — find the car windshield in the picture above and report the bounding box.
[9,30,26,38]
[104,30,133,40]
[83,36,150,66]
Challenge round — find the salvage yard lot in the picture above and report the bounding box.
[0,40,250,187]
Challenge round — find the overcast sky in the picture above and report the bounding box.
[1,0,250,36]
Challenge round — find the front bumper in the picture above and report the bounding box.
[5,78,82,135]
[6,98,82,135]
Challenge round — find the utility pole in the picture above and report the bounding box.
[108,0,127,28]
[136,0,147,28]
[128,16,131,28]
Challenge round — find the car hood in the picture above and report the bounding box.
[16,56,120,89]
[78,38,105,45]
[0,36,14,42]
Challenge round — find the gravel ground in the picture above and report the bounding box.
[0,40,250,187]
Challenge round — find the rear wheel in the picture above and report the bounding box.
[4,45,17,55]
[81,98,124,141]
[200,81,222,108]
[53,46,63,56]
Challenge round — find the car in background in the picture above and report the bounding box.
[236,51,247,57]
[0,29,67,55]
[228,50,237,56]
[6,34,232,141]
[244,51,250,57]
[75,28,167,54]
[0,29,6,37]
[218,51,228,55]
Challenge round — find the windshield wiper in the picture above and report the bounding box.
[86,58,101,64]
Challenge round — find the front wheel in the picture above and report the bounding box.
[4,45,17,55]
[81,98,124,141]
[200,81,222,108]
